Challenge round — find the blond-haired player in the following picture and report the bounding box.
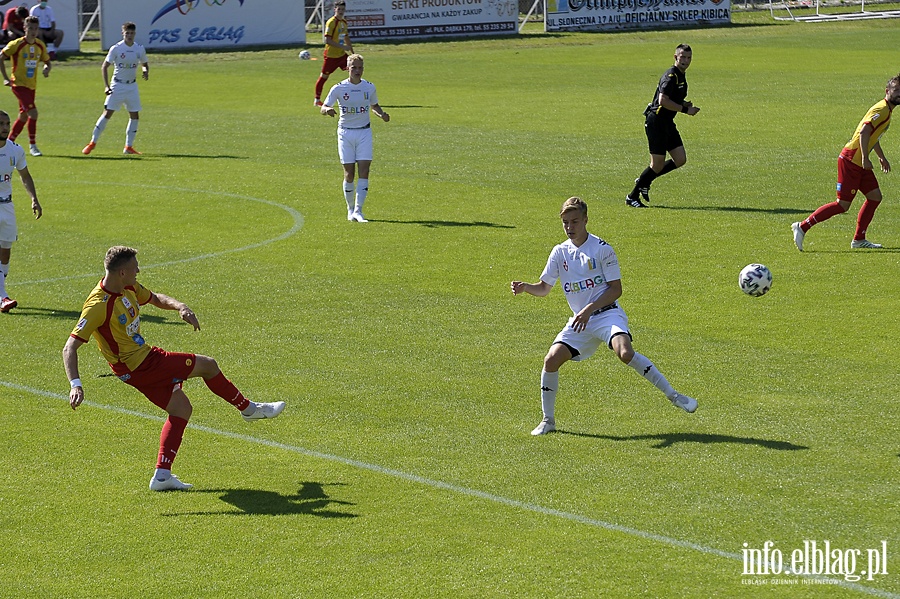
[511,197,697,435]
[321,54,390,222]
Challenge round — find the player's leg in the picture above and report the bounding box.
[612,333,696,412]
[315,58,338,105]
[188,354,285,421]
[23,106,39,153]
[9,96,27,142]
[793,158,857,250]
[532,342,573,435]
[353,159,371,222]
[851,175,883,248]
[149,388,194,491]
[124,110,140,153]
[85,109,116,154]
[343,162,356,220]
[0,243,14,311]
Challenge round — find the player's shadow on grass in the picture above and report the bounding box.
[8,306,174,325]
[653,205,811,216]
[54,154,248,160]
[161,481,358,518]
[557,430,808,451]
[374,218,515,229]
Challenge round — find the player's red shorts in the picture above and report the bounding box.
[11,85,36,113]
[837,156,879,202]
[110,347,197,410]
[321,54,348,76]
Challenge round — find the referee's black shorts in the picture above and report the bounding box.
[644,112,684,155]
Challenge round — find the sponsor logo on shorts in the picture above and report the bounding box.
[185,358,192,366]
[118,373,131,382]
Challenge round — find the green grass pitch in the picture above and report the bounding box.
[1,14,898,598]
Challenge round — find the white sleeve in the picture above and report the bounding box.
[599,245,621,282]
[323,84,340,107]
[539,247,559,286]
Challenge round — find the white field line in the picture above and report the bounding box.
[2,380,898,598]
[18,183,304,285]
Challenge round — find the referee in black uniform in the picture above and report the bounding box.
[626,44,700,208]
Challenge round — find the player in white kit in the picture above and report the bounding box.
[511,197,697,435]
[0,109,42,312]
[82,22,148,156]
[321,54,390,222]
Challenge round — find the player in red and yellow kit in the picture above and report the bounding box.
[63,246,286,492]
[314,0,352,107]
[0,16,50,157]
[792,74,900,251]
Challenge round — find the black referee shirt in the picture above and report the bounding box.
[646,66,688,122]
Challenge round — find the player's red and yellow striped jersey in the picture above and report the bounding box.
[1,37,49,89]
[70,279,154,371]
[840,99,892,167]
[323,16,349,59]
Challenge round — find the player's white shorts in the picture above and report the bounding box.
[552,305,631,362]
[105,84,142,113]
[337,125,373,164]
[0,202,17,245]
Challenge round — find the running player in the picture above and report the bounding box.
[63,246,286,491]
[321,53,390,222]
[791,73,900,251]
[625,44,700,208]
[82,22,149,156]
[314,0,352,107]
[511,197,697,436]
[0,16,50,157]
[0,109,42,313]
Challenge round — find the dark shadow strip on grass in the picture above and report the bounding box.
[556,430,808,450]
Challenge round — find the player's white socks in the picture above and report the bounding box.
[540,370,558,420]
[0,262,8,297]
[627,353,677,399]
[355,178,368,212]
[92,115,110,143]
[343,181,355,212]
[126,119,138,147]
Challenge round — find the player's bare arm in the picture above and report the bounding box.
[149,292,201,331]
[873,141,890,173]
[0,57,10,86]
[18,167,42,219]
[859,124,875,170]
[511,280,553,297]
[571,279,623,333]
[101,61,112,94]
[141,62,149,81]
[63,336,86,410]
[372,103,390,123]
[660,93,699,116]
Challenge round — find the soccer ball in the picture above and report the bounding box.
[298,50,311,60]
[739,263,773,297]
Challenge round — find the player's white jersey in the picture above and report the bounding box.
[324,78,378,130]
[0,140,27,200]
[105,40,147,86]
[540,234,622,316]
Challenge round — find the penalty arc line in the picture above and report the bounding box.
[18,183,305,286]
[2,380,897,599]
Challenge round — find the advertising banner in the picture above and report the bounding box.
[99,0,306,50]
[545,0,731,31]
[344,0,518,40]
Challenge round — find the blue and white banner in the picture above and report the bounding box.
[99,0,306,50]
[545,0,731,31]
[343,0,518,40]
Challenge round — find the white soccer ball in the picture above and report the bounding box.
[298,50,311,60]
[739,263,773,297]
